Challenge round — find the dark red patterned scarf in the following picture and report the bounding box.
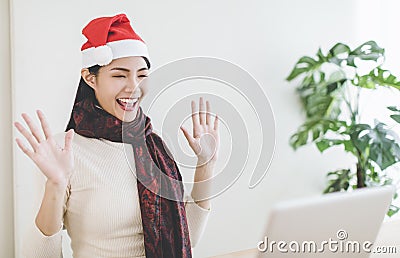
[66,85,192,257]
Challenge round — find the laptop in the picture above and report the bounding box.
[257,185,396,257]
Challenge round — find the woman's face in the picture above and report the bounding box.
[82,56,149,122]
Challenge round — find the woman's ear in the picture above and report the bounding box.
[81,68,96,89]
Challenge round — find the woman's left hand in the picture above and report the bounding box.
[180,97,220,165]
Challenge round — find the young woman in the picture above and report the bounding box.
[15,13,219,258]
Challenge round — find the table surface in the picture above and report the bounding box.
[209,219,400,257]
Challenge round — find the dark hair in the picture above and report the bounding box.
[65,56,150,131]
[143,56,151,70]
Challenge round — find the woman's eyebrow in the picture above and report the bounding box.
[109,67,148,72]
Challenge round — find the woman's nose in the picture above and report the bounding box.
[124,77,139,92]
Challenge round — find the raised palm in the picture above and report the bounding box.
[14,110,74,186]
[180,97,220,165]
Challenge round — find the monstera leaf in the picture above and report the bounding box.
[287,41,400,217]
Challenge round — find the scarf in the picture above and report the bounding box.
[66,85,192,258]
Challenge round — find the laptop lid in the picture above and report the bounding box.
[257,185,396,258]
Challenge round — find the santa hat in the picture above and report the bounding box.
[81,13,150,68]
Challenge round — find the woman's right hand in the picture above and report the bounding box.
[14,110,74,188]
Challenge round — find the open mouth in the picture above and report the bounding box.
[116,97,139,111]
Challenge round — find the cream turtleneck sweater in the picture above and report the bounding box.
[22,132,211,258]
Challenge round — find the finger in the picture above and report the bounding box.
[64,129,74,152]
[199,97,205,125]
[214,115,219,131]
[15,138,34,158]
[37,110,53,140]
[14,121,39,150]
[180,126,193,144]
[21,113,44,143]
[206,100,211,125]
[191,101,199,133]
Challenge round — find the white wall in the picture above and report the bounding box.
[0,0,14,257]
[353,0,400,196]
[9,0,400,257]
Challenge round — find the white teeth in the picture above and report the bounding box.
[118,98,138,104]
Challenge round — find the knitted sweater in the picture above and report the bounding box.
[22,132,211,258]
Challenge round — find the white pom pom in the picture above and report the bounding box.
[93,45,113,66]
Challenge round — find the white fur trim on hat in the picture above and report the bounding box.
[92,45,113,66]
[82,39,150,68]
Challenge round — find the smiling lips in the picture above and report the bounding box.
[116,98,139,111]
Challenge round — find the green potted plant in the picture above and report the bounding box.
[286,40,400,216]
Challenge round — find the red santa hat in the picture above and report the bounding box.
[81,13,150,68]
